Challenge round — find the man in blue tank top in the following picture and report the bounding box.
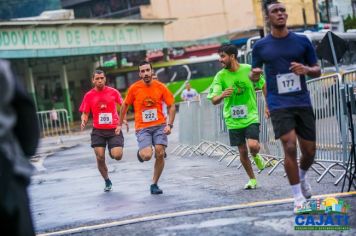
[250,1,321,213]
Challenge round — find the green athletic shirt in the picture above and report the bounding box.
[207,64,265,130]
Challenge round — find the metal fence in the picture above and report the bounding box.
[37,109,71,137]
[174,71,356,185]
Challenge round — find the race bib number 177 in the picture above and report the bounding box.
[276,73,301,94]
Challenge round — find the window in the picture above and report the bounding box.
[110,0,128,12]
[91,0,109,17]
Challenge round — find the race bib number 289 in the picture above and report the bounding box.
[142,109,158,122]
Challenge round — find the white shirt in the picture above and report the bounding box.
[181,88,198,101]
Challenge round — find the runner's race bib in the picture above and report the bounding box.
[99,113,113,124]
[231,105,247,118]
[142,109,158,122]
[276,73,301,94]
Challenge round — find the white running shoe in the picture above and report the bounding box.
[300,180,312,199]
[294,196,307,214]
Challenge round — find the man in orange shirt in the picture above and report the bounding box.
[119,61,176,194]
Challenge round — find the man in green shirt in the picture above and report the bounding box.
[208,44,266,189]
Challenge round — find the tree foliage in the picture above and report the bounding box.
[344,15,356,31]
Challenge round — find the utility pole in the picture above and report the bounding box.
[325,0,330,22]
[260,0,269,37]
[312,0,318,25]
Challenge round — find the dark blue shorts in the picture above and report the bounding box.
[135,124,168,150]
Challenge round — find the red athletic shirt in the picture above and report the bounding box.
[79,86,123,129]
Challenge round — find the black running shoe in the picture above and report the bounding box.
[104,179,112,192]
[137,150,144,163]
[150,184,163,194]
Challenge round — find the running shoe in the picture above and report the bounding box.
[150,184,163,194]
[253,154,266,171]
[244,179,257,189]
[104,179,112,192]
[300,180,312,199]
[137,150,144,163]
[294,196,307,214]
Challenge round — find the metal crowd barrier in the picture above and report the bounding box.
[306,74,349,184]
[174,73,354,185]
[175,93,238,164]
[340,69,356,186]
[37,109,71,137]
[342,69,356,130]
[256,91,285,175]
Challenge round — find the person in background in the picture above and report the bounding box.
[181,82,199,101]
[0,60,40,236]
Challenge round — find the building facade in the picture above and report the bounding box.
[62,0,319,42]
[0,0,61,20]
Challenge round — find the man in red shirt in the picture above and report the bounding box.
[80,70,127,192]
[119,61,176,194]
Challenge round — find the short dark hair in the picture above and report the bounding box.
[138,60,152,70]
[218,44,238,59]
[92,69,104,78]
[264,0,281,16]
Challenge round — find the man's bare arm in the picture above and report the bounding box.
[81,112,89,131]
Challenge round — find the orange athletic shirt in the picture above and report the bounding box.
[124,80,174,130]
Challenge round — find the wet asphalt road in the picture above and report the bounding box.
[30,120,356,235]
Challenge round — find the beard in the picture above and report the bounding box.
[223,61,231,69]
[143,76,152,84]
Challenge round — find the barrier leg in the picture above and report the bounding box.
[189,141,207,157]
[177,145,190,156]
[201,143,216,155]
[316,162,341,183]
[171,144,183,154]
[180,146,195,156]
[227,154,239,167]
[311,162,336,177]
[207,144,222,157]
[218,150,235,162]
[268,159,284,175]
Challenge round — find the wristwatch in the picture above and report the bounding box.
[168,124,173,129]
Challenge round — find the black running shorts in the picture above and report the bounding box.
[270,107,316,141]
[91,128,124,149]
[228,123,260,147]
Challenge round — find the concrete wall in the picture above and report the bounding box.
[140,0,257,41]
[140,0,318,41]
